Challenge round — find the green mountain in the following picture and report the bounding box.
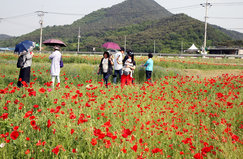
[0,34,12,41]
[212,25,243,40]
[1,0,243,53]
[79,13,233,53]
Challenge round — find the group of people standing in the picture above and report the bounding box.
[17,46,62,88]
[17,46,154,88]
[98,47,154,88]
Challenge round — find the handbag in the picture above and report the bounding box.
[60,57,64,68]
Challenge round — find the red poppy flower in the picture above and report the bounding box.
[201,147,212,154]
[47,119,52,128]
[121,148,127,153]
[39,88,46,94]
[152,148,162,154]
[24,111,33,118]
[131,144,137,152]
[71,129,75,135]
[72,149,77,153]
[52,146,59,155]
[13,126,19,131]
[36,140,42,146]
[0,113,8,120]
[10,131,19,140]
[33,105,39,108]
[101,120,112,128]
[14,99,19,104]
[85,103,91,107]
[122,128,132,138]
[25,149,30,154]
[30,120,36,127]
[91,138,97,146]
[194,153,203,159]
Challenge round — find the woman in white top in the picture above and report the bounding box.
[49,46,62,87]
[97,51,114,87]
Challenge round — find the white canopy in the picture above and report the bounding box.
[188,44,198,50]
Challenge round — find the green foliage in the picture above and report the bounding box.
[0,54,243,159]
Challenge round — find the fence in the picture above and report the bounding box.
[1,51,243,59]
[66,51,243,59]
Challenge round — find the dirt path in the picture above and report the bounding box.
[182,69,243,79]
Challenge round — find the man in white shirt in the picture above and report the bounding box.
[113,47,125,84]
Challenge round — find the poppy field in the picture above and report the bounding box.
[0,53,243,159]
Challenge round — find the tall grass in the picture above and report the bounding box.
[0,54,243,159]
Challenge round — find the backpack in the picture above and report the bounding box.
[60,57,64,68]
[17,55,26,68]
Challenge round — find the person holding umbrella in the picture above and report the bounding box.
[102,42,123,84]
[15,40,35,87]
[49,46,62,87]
[43,39,66,87]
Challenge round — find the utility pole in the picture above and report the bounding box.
[181,41,183,55]
[154,40,156,54]
[36,11,45,54]
[201,0,212,55]
[124,35,127,52]
[77,27,81,54]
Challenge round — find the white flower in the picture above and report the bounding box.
[0,143,5,148]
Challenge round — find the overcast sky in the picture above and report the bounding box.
[0,0,243,36]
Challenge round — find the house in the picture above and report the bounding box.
[208,47,243,55]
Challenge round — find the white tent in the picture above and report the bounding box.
[188,44,198,51]
[185,44,199,53]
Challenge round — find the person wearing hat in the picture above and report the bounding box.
[49,46,62,87]
[17,49,34,87]
[113,47,125,84]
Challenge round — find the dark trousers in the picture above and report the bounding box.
[113,69,122,84]
[103,73,110,87]
[17,67,31,87]
[146,71,152,83]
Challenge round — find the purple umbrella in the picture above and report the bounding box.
[43,39,67,47]
[102,42,120,50]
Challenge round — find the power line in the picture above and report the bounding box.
[228,28,243,30]
[2,12,35,19]
[47,12,85,16]
[0,4,205,20]
[3,19,38,29]
[0,2,243,20]
[212,2,243,6]
[210,17,243,20]
[168,4,201,11]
